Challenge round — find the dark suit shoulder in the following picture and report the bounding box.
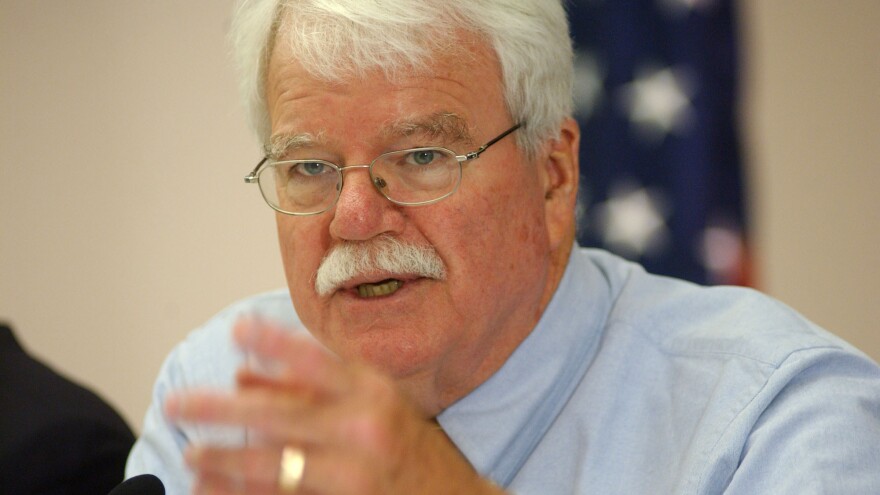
[0,326,134,493]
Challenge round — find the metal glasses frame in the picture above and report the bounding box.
[244,122,522,216]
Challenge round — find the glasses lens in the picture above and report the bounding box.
[371,148,461,205]
[259,161,340,215]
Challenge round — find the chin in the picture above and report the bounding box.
[334,327,439,379]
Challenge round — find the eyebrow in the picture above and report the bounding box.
[265,131,325,160]
[265,112,475,160]
[385,112,475,146]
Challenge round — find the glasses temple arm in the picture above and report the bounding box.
[244,157,269,183]
[464,123,523,160]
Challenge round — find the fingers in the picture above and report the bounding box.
[233,319,350,398]
[187,445,383,495]
[165,389,329,447]
[174,320,495,494]
[165,386,397,454]
[188,446,279,494]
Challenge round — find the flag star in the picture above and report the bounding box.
[699,223,747,284]
[619,66,696,141]
[573,50,604,119]
[658,0,717,17]
[594,184,670,258]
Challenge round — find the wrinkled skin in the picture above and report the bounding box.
[167,31,580,494]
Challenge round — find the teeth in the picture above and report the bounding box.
[357,279,402,298]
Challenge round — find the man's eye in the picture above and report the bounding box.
[407,150,436,166]
[295,162,328,176]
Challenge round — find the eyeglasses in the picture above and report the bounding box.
[244,123,522,216]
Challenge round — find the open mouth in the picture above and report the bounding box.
[356,279,402,298]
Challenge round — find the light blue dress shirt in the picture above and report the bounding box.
[127,247,880,493]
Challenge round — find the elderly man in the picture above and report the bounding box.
[127,0,880,493]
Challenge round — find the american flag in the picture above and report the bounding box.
[569,0,751,286]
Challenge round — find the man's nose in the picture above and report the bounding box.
[328,166,404,241]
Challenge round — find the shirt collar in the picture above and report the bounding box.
[437,246,612,487]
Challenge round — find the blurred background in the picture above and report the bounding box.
[1,1,878,431]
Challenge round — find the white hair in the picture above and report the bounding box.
[315,235,446,296]
[230,0,573,158]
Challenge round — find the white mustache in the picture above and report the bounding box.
[315,235,446,296]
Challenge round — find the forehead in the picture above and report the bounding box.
[266,112,474,159]
[264,31,508,149]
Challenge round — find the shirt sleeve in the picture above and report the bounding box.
[719,347,880,494]
[125,344,194,494]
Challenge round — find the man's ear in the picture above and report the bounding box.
[540,117,580,251]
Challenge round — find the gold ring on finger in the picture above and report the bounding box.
[278,445,305,493]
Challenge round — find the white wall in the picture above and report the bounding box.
[0,1,285,428]
[741,0,880,360]
[1,1,878,431]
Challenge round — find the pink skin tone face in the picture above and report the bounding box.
[265,34,579,414]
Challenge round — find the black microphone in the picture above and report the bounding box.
[107,474,165,495]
